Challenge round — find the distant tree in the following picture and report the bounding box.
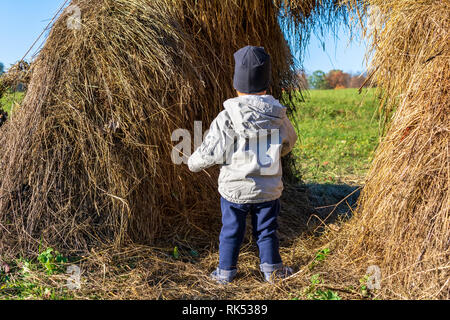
[326,69,350,89]
[308,70,329,89]
[0,62,4,75]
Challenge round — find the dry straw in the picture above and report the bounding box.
[0,61,31,92]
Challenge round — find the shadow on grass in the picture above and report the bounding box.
[306,183,360,218]
[278,183,361,243]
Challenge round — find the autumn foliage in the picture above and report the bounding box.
[307,69,373,89]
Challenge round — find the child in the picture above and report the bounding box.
[188,46,298,283]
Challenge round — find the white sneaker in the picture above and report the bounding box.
[210,267,237,284]
[260,263,293,283]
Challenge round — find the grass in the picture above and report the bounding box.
[291,88,381,184]
[0,248,75,300]
[0,91,24,113]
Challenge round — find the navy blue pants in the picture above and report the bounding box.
[219,197,282,270]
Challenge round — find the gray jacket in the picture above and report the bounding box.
[188,95,298,204]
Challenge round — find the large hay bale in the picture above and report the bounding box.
[331,0,449,299]
[0,0,328,255]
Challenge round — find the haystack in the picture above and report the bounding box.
[0,61,31,92]
[0,0,340,255]
[327,0,449,299]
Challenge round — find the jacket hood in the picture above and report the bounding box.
[223,95,286,136]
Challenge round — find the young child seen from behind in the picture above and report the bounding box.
[188,45,298,284]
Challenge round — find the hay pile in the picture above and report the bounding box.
[326,0,449,299]
[0,0,340,255]
[0,61,31,92]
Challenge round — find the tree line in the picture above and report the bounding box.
[299,69,374,89]
[0,61,373,91]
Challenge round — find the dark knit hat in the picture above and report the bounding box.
[233,46,271,94]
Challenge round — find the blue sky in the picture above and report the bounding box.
[0,0,367,74]
[300,26,368,75]
[0,0,69,69]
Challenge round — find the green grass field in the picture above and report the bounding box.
[0,91,24,114]
[291,88,381,185]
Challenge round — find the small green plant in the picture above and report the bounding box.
[37,247,68,275]
[310,288,342,300]
[309,248,330,270]
[315,248,330,262]
[0,91,24,114]
[172,246,180,259]
[0,257,73,300]
[304,274,341,300]
[359,275,369,297]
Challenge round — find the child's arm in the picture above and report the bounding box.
[280,116,298,157]
[188,111,235,173]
